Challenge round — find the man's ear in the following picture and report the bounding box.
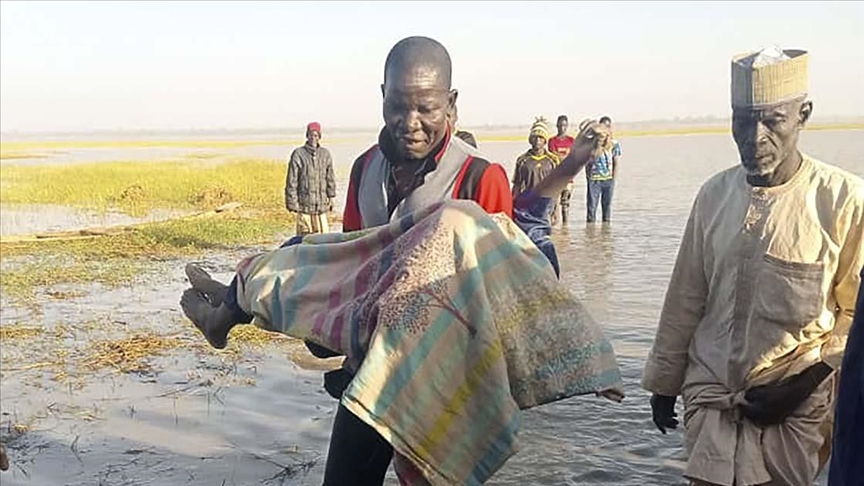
[448,89,459,110]
[799,100,813,126]
[381,83,386,98]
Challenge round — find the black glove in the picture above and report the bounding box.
[650,394,679,434]
[741,362,832,427]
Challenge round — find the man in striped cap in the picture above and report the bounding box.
[511,117,560,201]
[643,47,864,486]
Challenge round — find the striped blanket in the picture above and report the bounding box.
[233,200,623,485]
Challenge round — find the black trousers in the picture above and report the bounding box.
[322,403,394,486]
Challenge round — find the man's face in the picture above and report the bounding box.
[557,118,568,136]
[530,134,546,152]
[306,130,321,148]
[382,65,455,160]
[732,100,810,176]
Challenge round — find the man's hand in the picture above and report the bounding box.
[741,362,832,426]
[650,394,679,434]
[571,120,611,165]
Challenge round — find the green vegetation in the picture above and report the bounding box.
[0,158,290,214]
[0,157,308,302]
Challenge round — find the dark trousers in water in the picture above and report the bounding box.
[323,402,393,486]
[828,269,864,486]
[586,179,614,222]
[559,188,572,224]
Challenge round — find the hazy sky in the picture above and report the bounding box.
[2,1,863,132]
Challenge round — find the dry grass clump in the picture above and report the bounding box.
[227,325,286,347]
[0,325,43,341]
[84,333,182,374]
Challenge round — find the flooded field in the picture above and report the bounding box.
[1,130,861,485]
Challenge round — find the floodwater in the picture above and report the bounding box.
[0,130,862,485]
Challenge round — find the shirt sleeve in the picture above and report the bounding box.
[474,163,514,219]
[642,188,709,396]
[285,150,300,212]
[822,192,864,369]
[341,152,368,232]
[325,149,336,199]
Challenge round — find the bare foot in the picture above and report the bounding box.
[185,263,229,306]
[180,288,235,349]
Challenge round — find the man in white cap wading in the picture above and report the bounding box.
[642,47,864,486]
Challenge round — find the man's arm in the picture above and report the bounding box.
[611,142,621,178]
[285,150,300,212]
[325,150,337,200]
[511,159,524,199]
[642,191,708,396]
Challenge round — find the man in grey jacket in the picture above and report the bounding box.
[285,122,336,235]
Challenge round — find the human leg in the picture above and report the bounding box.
[560,187,571,225]
[586,180,600,223]
[601,179,615,222]
[322,404,394,486]
[296,212,313,235]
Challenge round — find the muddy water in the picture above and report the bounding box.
[0,205,190,237]
[0,131,861,485]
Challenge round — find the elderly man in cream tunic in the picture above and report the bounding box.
[642,47,864,486]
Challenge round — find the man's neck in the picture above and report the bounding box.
[530,148,544,157]
[747,151,803,188]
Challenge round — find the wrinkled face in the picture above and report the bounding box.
[732,100,809,176]
[382,65,456,160]
[306,130,321,147]
[529,134,546,152]
[557,118,568,135]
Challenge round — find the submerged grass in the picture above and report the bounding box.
[85,333,182,374]
[0,325,43,341]
[0,211,292,302]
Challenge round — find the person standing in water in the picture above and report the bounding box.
[511,117,560,200]
[585,116,620,223]
[548,114,575,224]
[642,47,864,486]
[284,122,336,235]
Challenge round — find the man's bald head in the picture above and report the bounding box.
[383,36,452,90]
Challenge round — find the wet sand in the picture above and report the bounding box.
[1,130,862,485]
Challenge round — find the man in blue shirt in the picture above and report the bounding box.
[585,116,621,223]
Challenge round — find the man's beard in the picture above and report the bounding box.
[742,156,782,176]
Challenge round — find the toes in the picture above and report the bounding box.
[185,263,211,284]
